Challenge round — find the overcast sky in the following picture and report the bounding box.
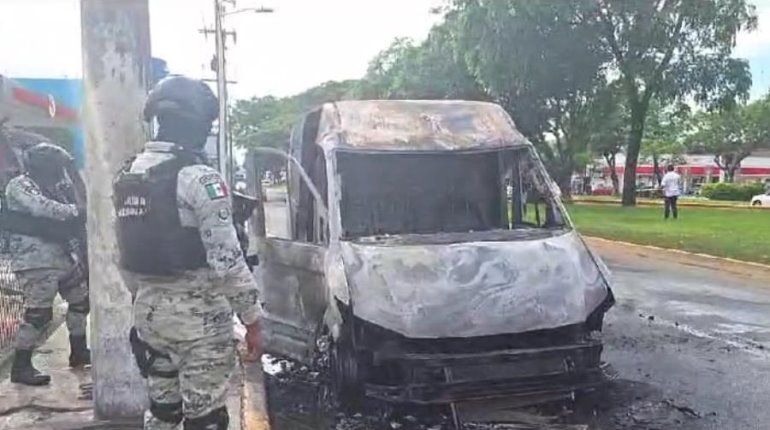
[1,0,769,101]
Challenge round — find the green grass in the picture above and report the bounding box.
[567,204,770,265]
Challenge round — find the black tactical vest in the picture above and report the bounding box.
[113,153,207,275]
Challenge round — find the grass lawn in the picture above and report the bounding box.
[568,204,770,265]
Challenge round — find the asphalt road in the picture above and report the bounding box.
[260,192,770,429]
[593,242,770,430]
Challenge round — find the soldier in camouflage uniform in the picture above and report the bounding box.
[113,76,261,430]
[2,143,90,386]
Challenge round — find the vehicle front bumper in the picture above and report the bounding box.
[364,339,604,405]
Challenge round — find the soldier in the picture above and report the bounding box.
[113,76,262,430]
[2,142,90,386]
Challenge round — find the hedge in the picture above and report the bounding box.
[701,182,766,201]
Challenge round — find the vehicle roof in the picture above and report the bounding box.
[317,100,530,152]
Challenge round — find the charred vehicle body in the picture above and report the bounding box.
[257,100,614,406]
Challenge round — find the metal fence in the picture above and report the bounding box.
[0,261,23,353]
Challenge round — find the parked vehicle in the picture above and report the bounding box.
[256,100,615,407]
[751,191,770,206]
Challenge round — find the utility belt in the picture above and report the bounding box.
[128,327,178,379]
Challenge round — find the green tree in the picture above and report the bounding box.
[641,102,689,186]
[687,97,770,182]
[588,85,628,195]
[358,18,486,101]
[450,0,610,196]
[230,80,360,172]
[594,0,756,204]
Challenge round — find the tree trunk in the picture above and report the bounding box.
[557,169,573,202]
[604,153,620,196]
[652,153,662,187]
[622,106,646,206]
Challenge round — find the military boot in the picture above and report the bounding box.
[69,335,91,367]
[11,350,51,386]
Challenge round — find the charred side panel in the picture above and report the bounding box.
[257,237,327,362]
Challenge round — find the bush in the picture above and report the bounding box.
[701,182,767,201]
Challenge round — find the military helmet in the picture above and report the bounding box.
[24,142,74,175]
[143,76,219,124]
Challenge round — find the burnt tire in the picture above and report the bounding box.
[330,325,366,410]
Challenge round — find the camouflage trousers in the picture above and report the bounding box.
[15,268,88,350]
[133,285,235,430]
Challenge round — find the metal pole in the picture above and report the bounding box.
[214,0,231,185]
[81,0,149,418]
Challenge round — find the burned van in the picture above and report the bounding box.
[257,100,614,406]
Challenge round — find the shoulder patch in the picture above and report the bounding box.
[204,180,229,200]
[198,172,222,185]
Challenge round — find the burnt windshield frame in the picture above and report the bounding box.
[334,147,568,240]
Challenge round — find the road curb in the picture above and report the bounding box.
[572,198,769,210]
[239,352,271,430]
[585,236,770,272]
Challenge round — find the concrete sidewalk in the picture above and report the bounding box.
[0,322,269,430]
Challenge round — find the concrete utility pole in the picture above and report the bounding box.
[81,0,150,418]
[200,0,234,186]
[214,0,231,186]
[200,1,273,186]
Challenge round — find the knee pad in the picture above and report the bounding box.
[68,299,90,315]
[150,400,183,425]
[24,307,53,329]
[184,406,228,430]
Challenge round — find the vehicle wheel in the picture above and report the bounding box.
[753,201,762,207]
[330,325,365,410]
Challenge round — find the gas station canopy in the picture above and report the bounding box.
[0,74,79,128]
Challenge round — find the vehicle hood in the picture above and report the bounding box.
[338,230,611,339]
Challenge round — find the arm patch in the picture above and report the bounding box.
[203,180,229,200]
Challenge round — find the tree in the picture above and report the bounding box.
[358,18,487,101]
[688,97,770,182]
[230,80,360,172]
[588,85,628,195]
[641,101,689,186]
[450,0,610,196]
[594,0,756,204]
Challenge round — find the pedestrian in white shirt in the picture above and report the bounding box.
[660,165,681,219]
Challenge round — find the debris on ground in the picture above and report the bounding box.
[261,351,706,430]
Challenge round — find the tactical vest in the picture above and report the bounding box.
[113,153,207,275]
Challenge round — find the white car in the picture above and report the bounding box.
[751,191,770,206]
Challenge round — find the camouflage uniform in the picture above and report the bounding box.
[3,175,87,350]
[125,143,260,429]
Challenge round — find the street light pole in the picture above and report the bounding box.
[214,0,231,186]
[202,1,273,186]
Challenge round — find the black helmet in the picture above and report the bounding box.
[144,76,219,124]
[24,142,74,177]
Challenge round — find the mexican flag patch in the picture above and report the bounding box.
[205,181,229,200]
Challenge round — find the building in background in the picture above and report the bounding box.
[589,153,770,195]
[0,75,82,165]
[2,58,170,170]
